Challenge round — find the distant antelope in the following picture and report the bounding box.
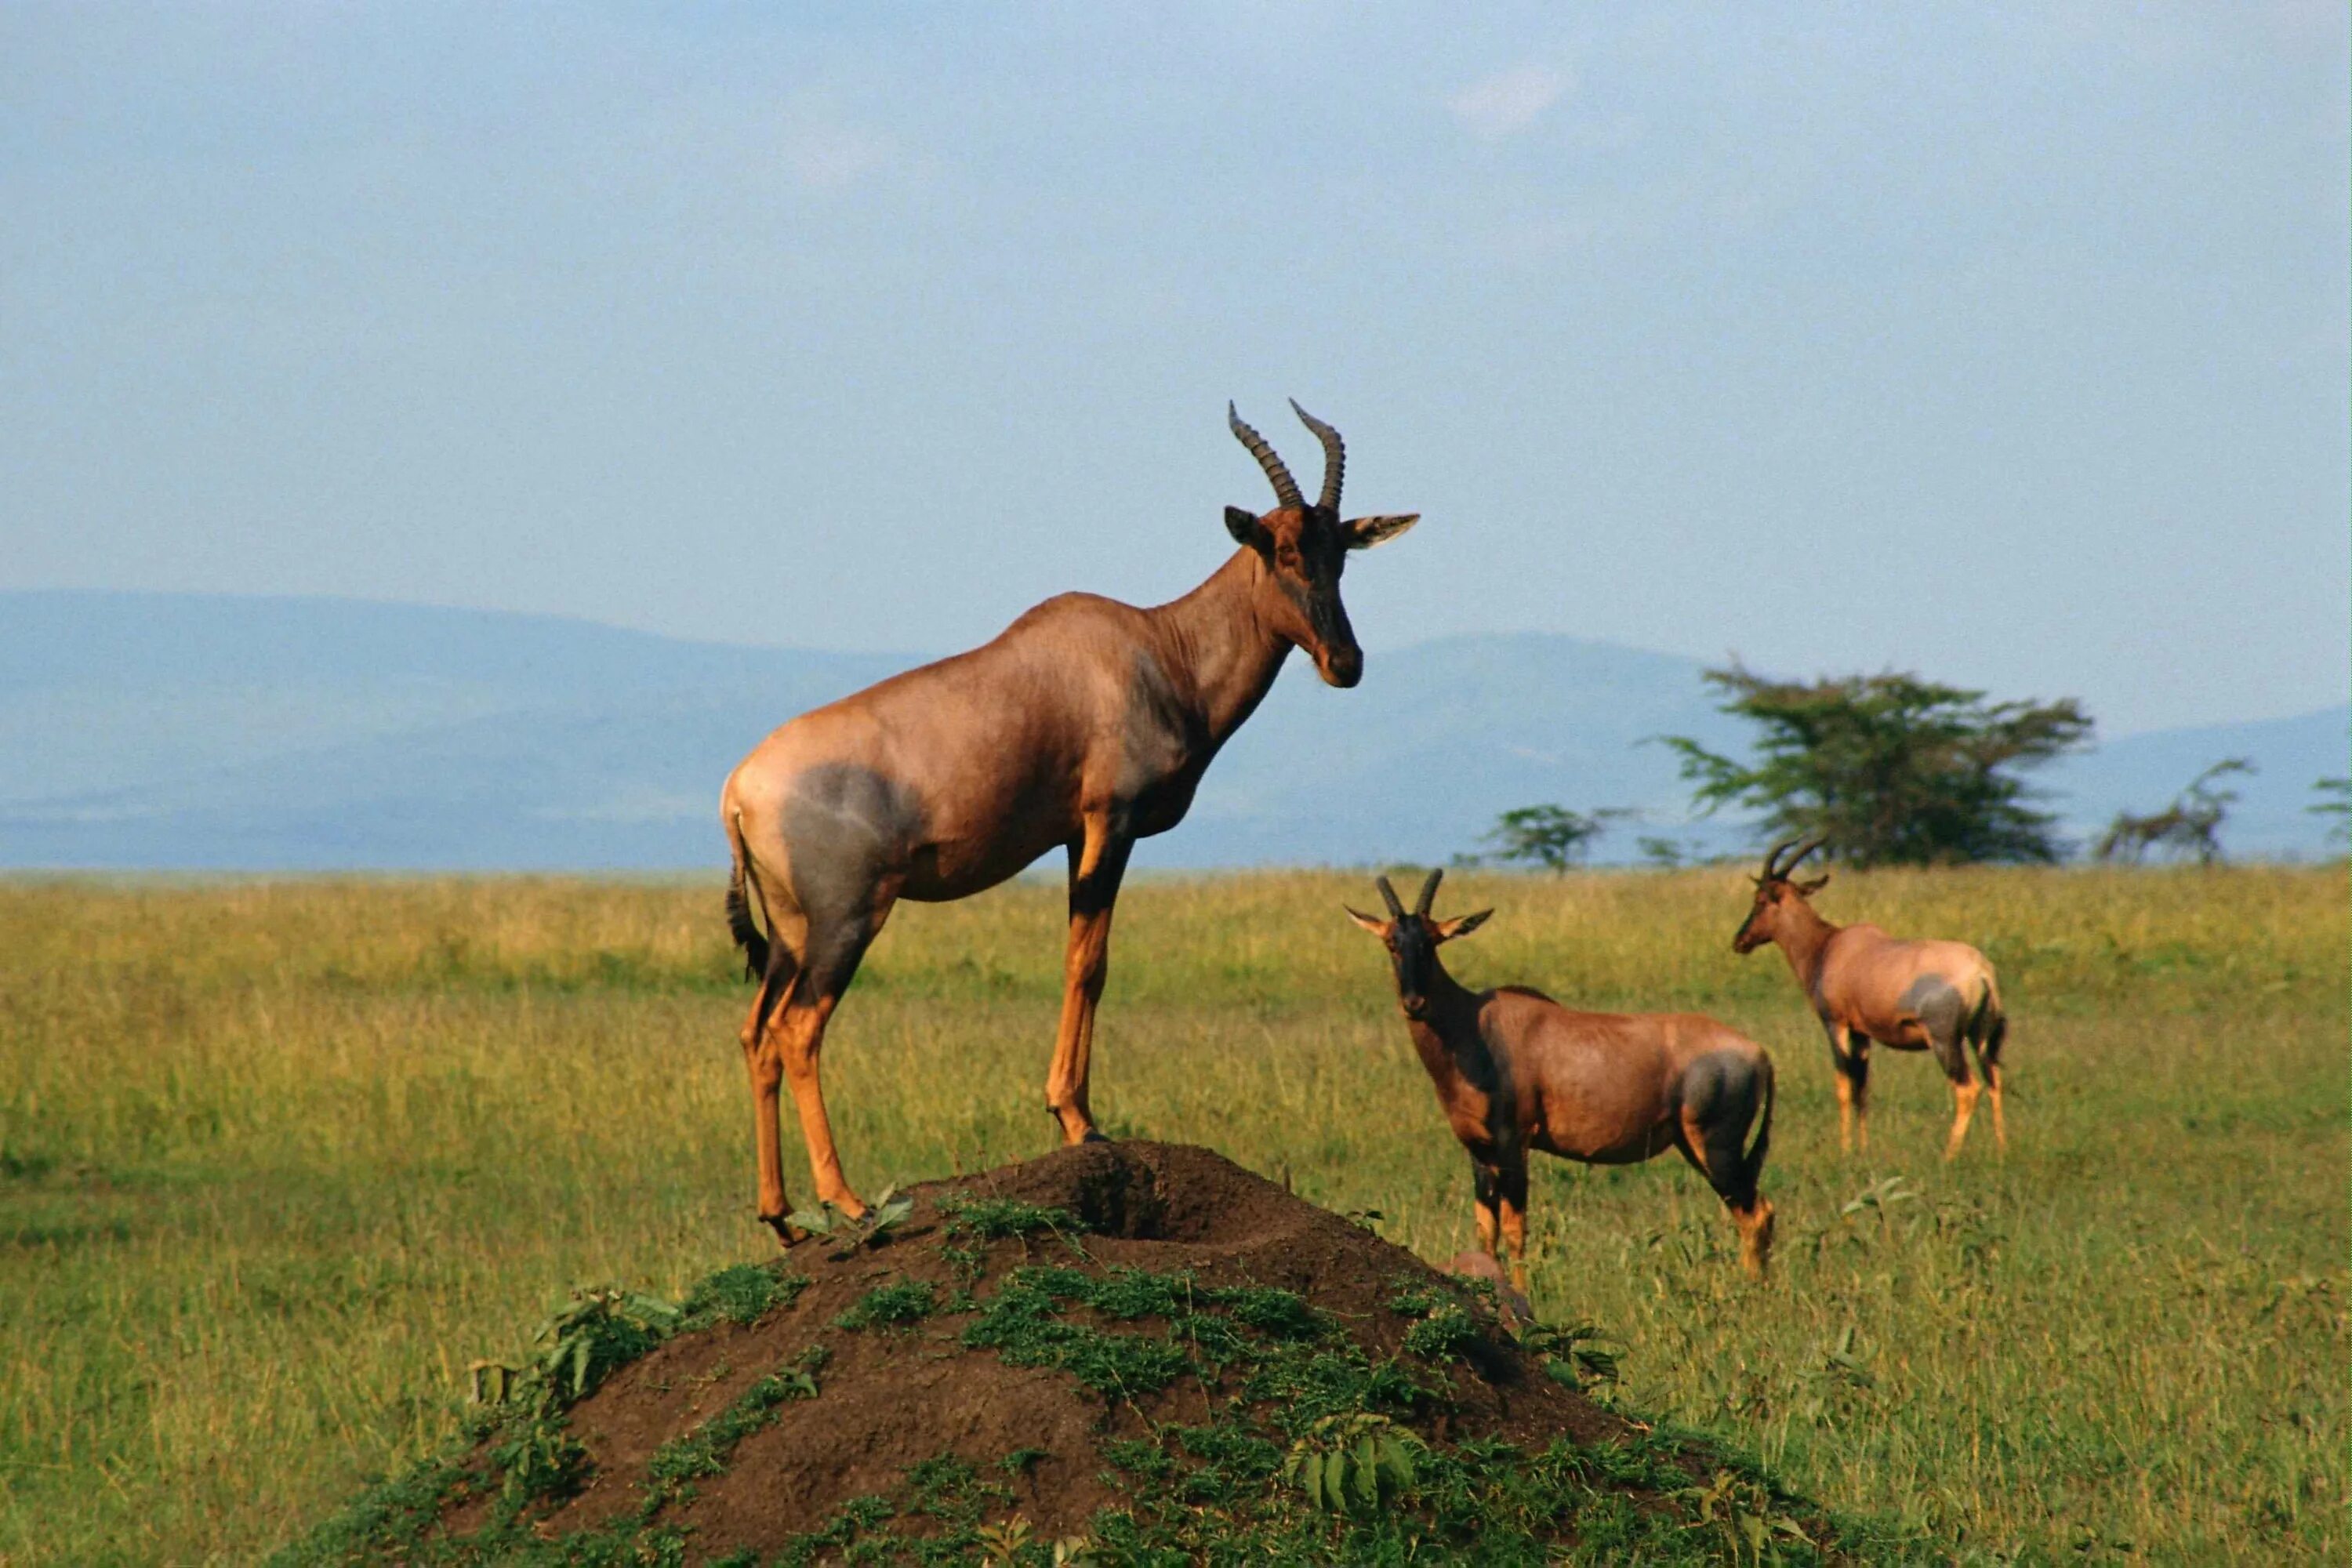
[1731,838,2007,1158]
[722,404,1420,1243]
[1348,871,1777,1283]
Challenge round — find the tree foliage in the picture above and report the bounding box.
[2310,776,2351,848]
[1478,804,1628,873]
[1658,666,2093,867]
[2095,758,2253,866]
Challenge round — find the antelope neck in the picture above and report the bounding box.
[1403,958,1490,1085]
[1769,899,1840,991]
[1147,549,1293,748]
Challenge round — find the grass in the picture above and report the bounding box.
[0,865,2343,1563]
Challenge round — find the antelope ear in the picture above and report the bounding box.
[1433,909,1493,942]
[1797,874,1831,895]
[1344,513,1419,550]
[1343,906,1389,937]
[1226,506,1273,554]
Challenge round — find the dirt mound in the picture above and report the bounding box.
[283,1142,1857,1565]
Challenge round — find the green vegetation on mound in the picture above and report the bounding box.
[275,1186,1880,1568]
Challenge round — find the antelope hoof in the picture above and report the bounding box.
[761,1214,811,1250]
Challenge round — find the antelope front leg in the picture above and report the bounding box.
[1472,1161,1502,1257]
[1831,1029,1871,1154]
[1497,1163,1531,1295]
[1045,822,1132,1145]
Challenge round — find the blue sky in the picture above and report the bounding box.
[4,2,2345,736]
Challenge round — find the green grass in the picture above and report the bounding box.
[1,866,2343,1563]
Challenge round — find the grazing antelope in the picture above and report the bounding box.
[1348,871,1777,1283]
[722,404,1419,1243]
[1731,837,2007,1159]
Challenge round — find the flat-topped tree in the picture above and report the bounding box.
[721,404,1420,1243]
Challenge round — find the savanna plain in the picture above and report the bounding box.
[1,866,2343,1564]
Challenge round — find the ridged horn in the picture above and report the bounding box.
[1376,876,1405,920]
[1289,399,1344,514]
[1414,867,1443,916]
[1760,837,1826,881]
[1229,402,1302,510]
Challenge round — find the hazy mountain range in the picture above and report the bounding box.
[2,592,2341,872]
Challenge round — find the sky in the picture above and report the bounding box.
[4,2,2346,738]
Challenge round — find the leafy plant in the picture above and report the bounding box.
[1682,1467,1814,1565]
[1518,1318,1620,1389]
[681,1262,808,1329]
[1841,1175,1921,1239]
[789,1183,917,1257]
[938,1191,1080,1241]
[836,1279,938,1331]
[1279,1413,1422,1513]
[1401,1303,1482,1362]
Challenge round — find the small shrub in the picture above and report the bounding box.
[837,1279,938,1331]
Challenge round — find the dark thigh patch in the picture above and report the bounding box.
[1682,1050,1762,1134]
[780,764,924,935]
[1900,975,1970,1074]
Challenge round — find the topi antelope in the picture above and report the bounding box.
[721,403,1420,1243]
[1348,871,1778,1283]
[1731,837,2008,1159]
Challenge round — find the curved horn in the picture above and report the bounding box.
[1414,867,1444,916]
[1759,838,1802,880]
[1288,399,1345,514]
[1376,876,1405,919]
[1784,836,1828,873]
[1229,402,1302,510]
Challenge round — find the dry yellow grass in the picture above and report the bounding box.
[1,866,2343,1562]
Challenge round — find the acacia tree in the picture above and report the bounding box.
[2095,758,2253,866]
[1479,804,1630,873]
[1658,666,2093,867]
[2310,777,2351,848]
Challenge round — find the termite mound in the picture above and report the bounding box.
[281,1142,1871,1565]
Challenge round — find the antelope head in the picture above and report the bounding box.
[1345,869,1491,1018]
[1731,837,1831,953]
[1225,401,1419,688]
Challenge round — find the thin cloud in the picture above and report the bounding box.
[1449,64,1569,140]
[781,112,891,194]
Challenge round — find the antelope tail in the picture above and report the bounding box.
[724,810,770,983]
[1742,1051,1777,1193]
[1967,975,2005,1052]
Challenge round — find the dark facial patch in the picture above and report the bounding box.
[1266,510,1362,684]
[1385,916,1440,1011]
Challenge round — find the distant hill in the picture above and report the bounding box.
[1,593,2341,869]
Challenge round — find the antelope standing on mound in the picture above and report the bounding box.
[1731,838,2007,1159]
[1348,871,1777,1283]
[722,404,1419,1243]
